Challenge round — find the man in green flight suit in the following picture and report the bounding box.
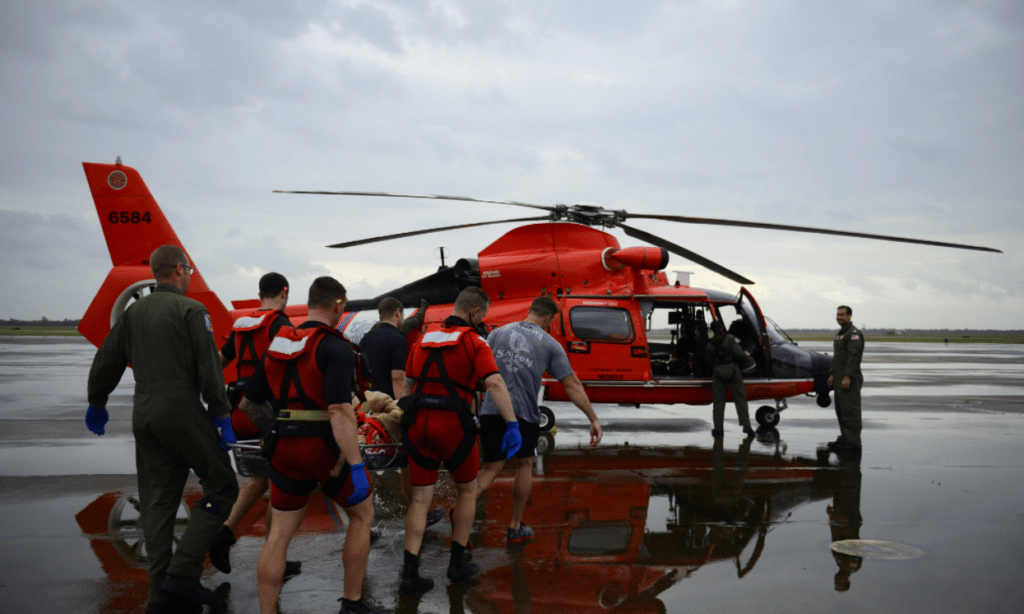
[705,320,756,438]
[828,305,865,453]
[86,244,239,612]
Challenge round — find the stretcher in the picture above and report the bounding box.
[228,439,406,478]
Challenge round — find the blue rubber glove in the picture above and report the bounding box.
[348,463,370,505]
[502,421,523,459]
[86,404,108,436]
[212,415,237,451]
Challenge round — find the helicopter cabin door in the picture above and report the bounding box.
[560,299,648,403]
[736,288,773,378]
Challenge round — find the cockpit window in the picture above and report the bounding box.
[569,307,634,343]
[764,316,793,345]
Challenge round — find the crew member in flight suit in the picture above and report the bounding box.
[398,287,522,595]
[828,305,865,452]
[240,276,380,614]
[706,319,756,438]
[86,245,239,612]
[208,272,300,577]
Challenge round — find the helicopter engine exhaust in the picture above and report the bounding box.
[603,246,670,271]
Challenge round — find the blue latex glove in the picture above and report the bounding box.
[86,404,108,436]
[212,415,237,451]
[502,421,523,459]
[348,463,370,505]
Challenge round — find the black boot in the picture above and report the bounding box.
[446,541,479,582]
[339,597,386,614]
[160,574,217,606]
[399,549,434,595]
[208,525,235,574]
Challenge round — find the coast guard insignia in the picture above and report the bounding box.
[108,171,127,190]
[204,314,214,333]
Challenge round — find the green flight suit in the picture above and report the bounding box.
[831,323,865,447]
[705,333,751,432]
[88,284,239,606]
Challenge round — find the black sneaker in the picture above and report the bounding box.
[426,506,445,528]
[743,426,756,438]
[338,597,387,614]
[399,574,435,595]
[208,526,236,574]
[283,560,302,579]
[446,560,480,582]
[160,574,218,606]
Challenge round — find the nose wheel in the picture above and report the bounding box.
[538,406,556,432]
[755,399,786,428]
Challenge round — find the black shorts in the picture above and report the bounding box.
[479,415,540,463]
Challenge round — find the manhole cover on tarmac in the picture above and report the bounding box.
[830,539,924,560]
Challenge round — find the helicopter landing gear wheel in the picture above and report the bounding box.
[755,405,780,428]
[538,406,555,432]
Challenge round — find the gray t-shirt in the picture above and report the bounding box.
[479,321,574,423]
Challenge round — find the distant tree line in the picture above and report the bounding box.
[786,328,1022,334]
[1,318,81,327]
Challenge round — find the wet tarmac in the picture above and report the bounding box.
[1,337,1023,613]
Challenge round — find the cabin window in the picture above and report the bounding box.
[569,307,634,343]
[567,524,633,556]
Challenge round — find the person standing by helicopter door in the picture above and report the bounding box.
[706,319,756,438]
[476,295,603,545]
[828,305,865,453]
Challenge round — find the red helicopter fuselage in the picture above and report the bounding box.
[79,161,831,424]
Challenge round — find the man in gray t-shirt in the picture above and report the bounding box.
[477,295,603,545]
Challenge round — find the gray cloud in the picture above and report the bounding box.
[1,0,1020,328]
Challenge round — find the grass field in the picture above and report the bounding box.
[790,333,1023,344]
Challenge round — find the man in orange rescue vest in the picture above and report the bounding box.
[398,286,521,594]
[241,277,381,614]
[208,272,298,577]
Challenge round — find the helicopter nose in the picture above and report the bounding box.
[810,351,833,407]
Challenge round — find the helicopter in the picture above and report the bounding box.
[78,160,1001,429]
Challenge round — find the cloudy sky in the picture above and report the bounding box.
[2,0,1021,330]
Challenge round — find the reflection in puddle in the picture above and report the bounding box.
[465,439,863,611]
[70,438,865,612]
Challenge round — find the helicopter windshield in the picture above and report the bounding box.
[764,316,794,345]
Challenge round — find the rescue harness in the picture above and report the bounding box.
[398,327,480,473]
[258,325,364,497]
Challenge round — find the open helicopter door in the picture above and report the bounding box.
[736,288,773,378]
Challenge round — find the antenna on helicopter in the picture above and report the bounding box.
[435,246,449,270]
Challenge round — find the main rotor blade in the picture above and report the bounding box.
[275,189,555,213]
[626,213,1002,253]
[326,216,552,249]
[616,222,756,285]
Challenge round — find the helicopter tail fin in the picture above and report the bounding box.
[78,161,231,347]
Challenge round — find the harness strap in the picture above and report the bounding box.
[237,331,261,374]
[278,409,329,421]
[322,463,352,499]
[267,465,318,497]
[276,359,318,409]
